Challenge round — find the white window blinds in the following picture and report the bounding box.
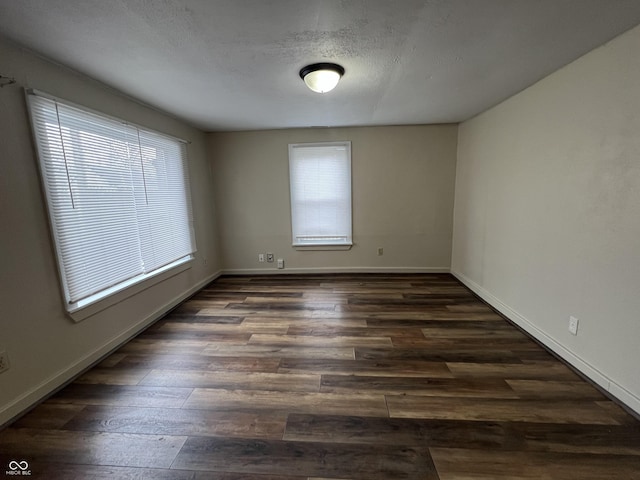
[288,142,352,247]
[27,91,196,311]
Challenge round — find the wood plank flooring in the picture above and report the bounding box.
[1,273,639,479]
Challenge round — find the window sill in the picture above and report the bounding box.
[68,256,194,323]
[292,244,353,251]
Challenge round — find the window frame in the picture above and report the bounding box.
[26,89,197,320]
[288,141,353,250]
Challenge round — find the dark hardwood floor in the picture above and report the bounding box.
[1,274,639,479]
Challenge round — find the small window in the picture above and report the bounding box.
[27,90,197,313]
[288,141,352,248]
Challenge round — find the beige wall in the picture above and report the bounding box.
[5,17,637,423]
[209,125,458,273]
[0,38,221,425]
[452,25,640,413]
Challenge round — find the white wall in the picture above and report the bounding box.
[209,125,458,273]
[452,25,640,413]
[0,38,221,425]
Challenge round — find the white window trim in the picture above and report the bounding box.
[68,257,193,322]
[26,89,196,321]
[292,244,352,251]
[288,141,353,250]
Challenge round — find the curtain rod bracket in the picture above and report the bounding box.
[0,74,17,88]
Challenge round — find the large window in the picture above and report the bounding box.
[288,141,352,248]
[27,90,196,313]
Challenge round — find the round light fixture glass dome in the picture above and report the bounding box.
[299,63,345,93]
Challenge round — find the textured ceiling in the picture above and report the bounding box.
[1,0,640,131]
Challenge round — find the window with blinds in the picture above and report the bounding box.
[27,90,196,312]
[288,141,352,248]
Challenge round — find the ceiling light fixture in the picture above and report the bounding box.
[299,63,345,93]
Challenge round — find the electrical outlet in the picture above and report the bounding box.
[0,350,9,373]
[258,253,265,262]
[266,253,274,263]
[568,316,579,335]
[377,247,384,256]
[277,258,284,269]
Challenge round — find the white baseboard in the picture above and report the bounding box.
[0,270,222,427]
[221,266,451,275]
[452,269,640,416]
